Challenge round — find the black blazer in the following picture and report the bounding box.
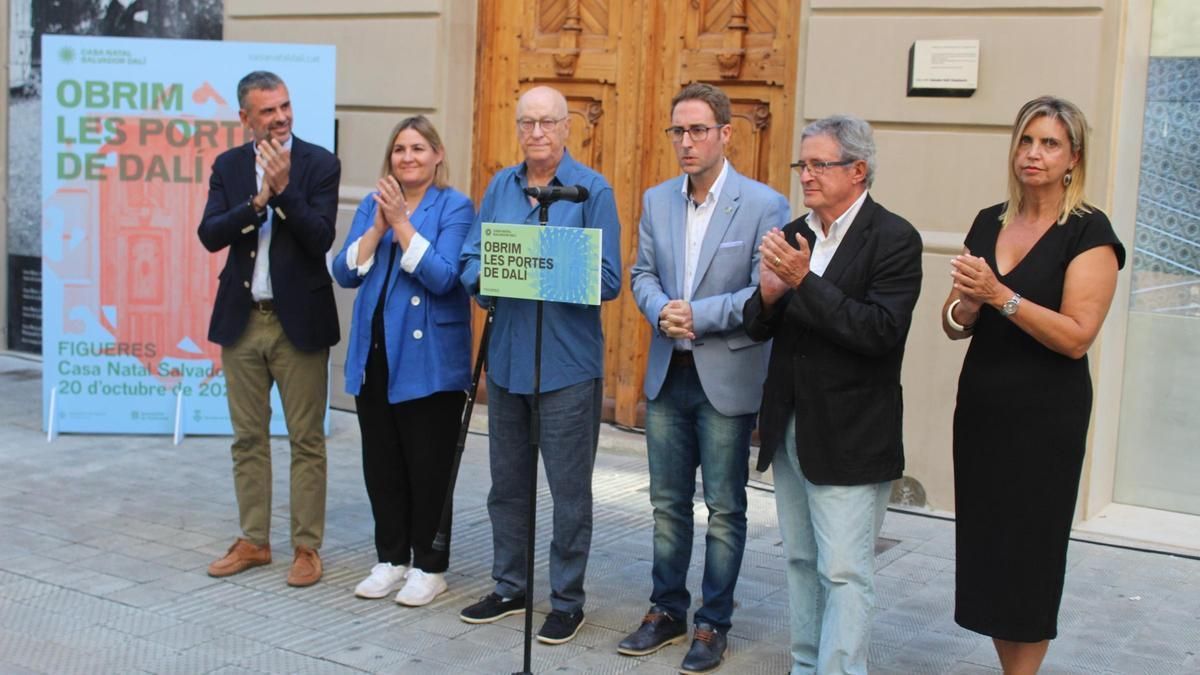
[197,136,341,352]
[744,195,923,485]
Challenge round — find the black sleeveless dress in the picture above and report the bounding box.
[952,203,1125,642]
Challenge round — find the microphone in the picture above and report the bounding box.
[524,185,589,203]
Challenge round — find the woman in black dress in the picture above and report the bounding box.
[942,96,1125,674]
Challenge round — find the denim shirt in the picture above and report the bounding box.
[460,152,622,394]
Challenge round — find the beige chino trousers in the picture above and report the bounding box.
[221,307,328,550]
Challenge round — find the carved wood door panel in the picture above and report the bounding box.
[472,0,800,427]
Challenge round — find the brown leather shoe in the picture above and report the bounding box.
[287,546,322,587]
[207,538,271,577]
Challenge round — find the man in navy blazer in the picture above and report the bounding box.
[746,115,922,674]
[626,83,789,673]
[197,71,341,588]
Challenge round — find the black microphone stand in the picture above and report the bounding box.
[431,301,495,554]
[513,198,552,675]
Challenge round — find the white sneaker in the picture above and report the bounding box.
[354,563,408,599]
[395,569,447,606]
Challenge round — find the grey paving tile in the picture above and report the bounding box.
[0,578,57,603]
[365,625,450,655]
[153,570,223,594]
[179,633,274,662]
[946,663,1002,675]
[102,582,184,609]
[876,630,979,673]
[378,656,489,674]
[101,608,183,638]
[235,648,362,674]
[2,358,1200,675]
[718,648,794,675]
[141,649,240,675]
[456,621,526,650]
[93,637,184,672]
[323,641,411,671]
[142,621,221,650]
[0,552,62,576]
[38,542,108,563]
[1099,652,1191,675]
[413,636,500,669]
[407,610,481,639]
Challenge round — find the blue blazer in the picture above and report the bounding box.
[631,165,789,416]
[332,186,474,403]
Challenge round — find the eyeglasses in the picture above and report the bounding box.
[665,125,725,143]
[790,159,855,176]
[517,117,566,133]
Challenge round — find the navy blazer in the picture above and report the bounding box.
[332,187,474,404]
[198,136,341,352]
[744,195,923,485]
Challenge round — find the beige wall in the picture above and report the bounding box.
[1151,0,1200,56]
[224,0,479,410]
[792,0,1126,514]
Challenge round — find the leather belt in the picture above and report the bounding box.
[252,299,275,312]
[670,350,694,368]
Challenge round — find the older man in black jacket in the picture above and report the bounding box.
[746,114,922,675]
[197,71,340,588]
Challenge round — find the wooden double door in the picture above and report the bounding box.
[471,0,801,427]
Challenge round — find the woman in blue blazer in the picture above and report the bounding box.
[332,116,473,606]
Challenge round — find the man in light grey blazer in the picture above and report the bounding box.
[624,82,789,674]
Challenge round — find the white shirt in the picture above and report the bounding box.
[676,158,730,350]
[250,135,293,301]
[806,190,868,277]
[345,227,430,277]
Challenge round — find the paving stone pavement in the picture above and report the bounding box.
[1,353,1198,674]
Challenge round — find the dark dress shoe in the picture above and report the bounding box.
[679,622,726,674]
[617,606,687,656]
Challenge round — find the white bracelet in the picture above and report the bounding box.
[946,299,974,332]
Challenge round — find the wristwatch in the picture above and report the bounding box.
[1000,293,1022,317]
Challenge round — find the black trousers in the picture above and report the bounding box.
[355,343,466,572]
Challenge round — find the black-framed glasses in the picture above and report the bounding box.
[665,125,724,143]
[790,159,855,176]
[517,117,566,133]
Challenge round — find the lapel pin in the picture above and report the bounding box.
[274,206,287,220]
[241,225,254,234]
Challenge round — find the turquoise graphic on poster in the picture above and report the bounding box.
[480,223,602,305]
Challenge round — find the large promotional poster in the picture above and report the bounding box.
[40,35,336,435]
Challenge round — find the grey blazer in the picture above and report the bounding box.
[631,164,789,416]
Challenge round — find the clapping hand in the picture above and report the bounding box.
[256,138,291,196]
[758,228,810,305]
[373,176,410,230]
[950,252,1007,309]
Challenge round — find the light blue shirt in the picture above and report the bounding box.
[460,151,622,394]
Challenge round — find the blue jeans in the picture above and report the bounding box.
[645,361,754,633]
[773,413,890,675]
[486,377,601,614]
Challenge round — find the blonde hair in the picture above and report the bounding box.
[380,115,449,189]
[1000,96,1092,227]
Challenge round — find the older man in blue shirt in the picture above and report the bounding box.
[459,85,622,645]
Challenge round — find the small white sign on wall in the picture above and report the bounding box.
[907,39,980,97]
